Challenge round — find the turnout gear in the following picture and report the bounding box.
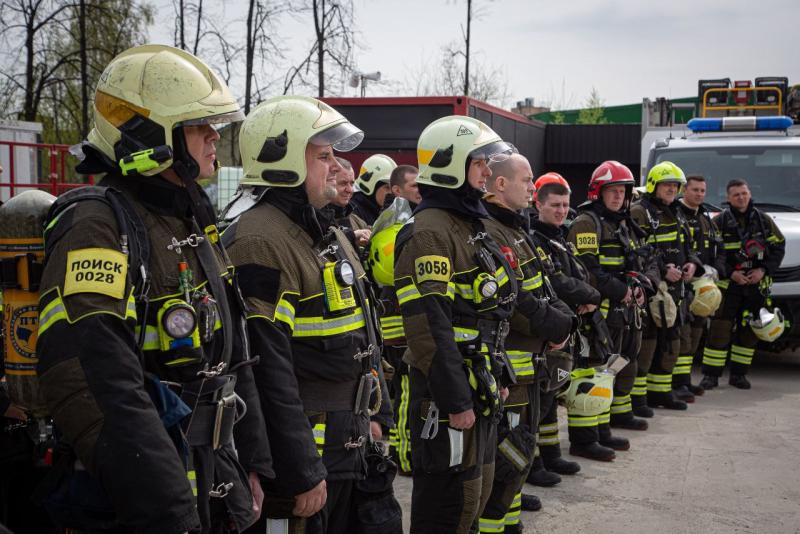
[239,95,363,188]
[225,96,393,534]
[631,182,701,411]
[645,161,686,194]
[702,201,785,381]
[0,190,56,417]
[82,44,244,178]
[356,154,397,196]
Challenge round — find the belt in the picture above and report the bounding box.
[452,316,510,350]
[299,378,360,412]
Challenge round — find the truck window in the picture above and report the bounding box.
[653,147,800,211]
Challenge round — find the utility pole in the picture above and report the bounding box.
[464,0,471,96]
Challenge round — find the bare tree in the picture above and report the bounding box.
[283,0,355,97]
[244,0,284,114]
[172,0,206,55]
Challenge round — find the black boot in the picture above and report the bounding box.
[631,395,655,418]
[598,425,630,451]
[542,456,581,475]
[648,391,688,410]
[526,456,561,487]
[729,374,751,389]
[610,414,648,431]
[688,383,705,396]
[569,442,615,462]
[673,385,695,403]
[521,493,542,512]
[699,375,718,390]
[504,523,524,534]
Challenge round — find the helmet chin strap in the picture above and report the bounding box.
[170,127,217,233]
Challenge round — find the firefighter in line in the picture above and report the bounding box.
[529,173,622,463]
[699,179,785,390]
[569,161,659,443]
[330,156,371,247]
[36,45,271,533]
[395,117,572,533]
[224,96,399,534]
[477,155,575,533]
[350,154,396,225]
[673,175,719,401]
[389,164,423,205]
[630,162,703,411]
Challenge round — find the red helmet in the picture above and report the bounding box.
[534,172,571,202]
[587,161,635,201]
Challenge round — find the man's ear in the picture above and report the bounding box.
[495,175,506,191]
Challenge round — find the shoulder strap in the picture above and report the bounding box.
[45,186,150,296]
[581,209,605,241]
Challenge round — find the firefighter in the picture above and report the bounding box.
[568,161,658,444]
[395,116,572,533]
[699,179,785,390]
[350,154,396,225]
[673,175,719,400]
[224,96,399,534]
[35,45,271,533]
[477,156,575,533]
[530,173,620,463]
[631,162,703,410]
[389,164,422,205]
[330,157,371,248]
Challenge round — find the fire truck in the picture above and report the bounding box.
[641,77,800,350]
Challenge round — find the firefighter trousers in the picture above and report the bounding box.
[673,316,706,388]
[702,285,765,377]
[607,324,641,426]
[387,347,413,474]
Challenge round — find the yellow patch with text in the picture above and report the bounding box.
[536,247,549,261]
[64,248,127,299]
[575,233,598,250]
[414,255,451,283]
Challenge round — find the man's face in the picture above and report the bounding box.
[183,124,220,179]
[304,143,340,209]
[727,184,751,212]
[683,180,706,208]
[332,166,355,207]
[601,184,626,212]
[500,160,534,211]
[393,172,422,204]
[537,193,571,227]
[655,182,679,204]
[375,183,390,207]
[467,158,492,190]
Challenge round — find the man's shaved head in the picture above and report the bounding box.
[486,153,534,210]
[487,154,527,190]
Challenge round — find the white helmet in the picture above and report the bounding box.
[356,154,397,195]
[749,307,785,342]
[690,277,723,317]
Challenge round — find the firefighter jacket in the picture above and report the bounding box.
[36,174,271,533]
[350,191,381,226]
[714,201,785,283]
[481,196,575,389]
[223,186,380,497]
[631,194,703,299]
[529,219,601,311]
[677,200,719,266]
[329,203,370,232]
[568,201,661,306]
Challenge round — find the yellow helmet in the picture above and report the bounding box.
[416,115,513,189]
[239,96,363,187]
[646,161,686,194]
[563,368,614,417]
[87,44,244,177]
[749,307,785,342]
[368,223,402,287]
[356,154,397,195]
[690,277,722,317]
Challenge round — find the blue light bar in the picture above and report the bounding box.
[687,116,794,133]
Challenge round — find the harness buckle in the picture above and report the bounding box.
[467,231,488,245]
[197,361,227,378]
[209,482,233,498]
[344,435,366,449]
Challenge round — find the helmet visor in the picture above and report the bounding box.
[310,121,364,152]
[468,141,517,163]
[179,109,246,127]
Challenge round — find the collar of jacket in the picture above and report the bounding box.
[350,190,381,221]
[415,182,489,219]
[678,199,700,217]
[642,193,679,216]
[100,173,197,218]
[482,193,527,229]
[532,218,565,240]
[731,199,755,222]
[580,200,627,225]
[264,186,331,243]
[329,202,353,219]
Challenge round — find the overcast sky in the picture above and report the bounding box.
[149,0,799,110]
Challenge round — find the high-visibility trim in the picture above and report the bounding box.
[495,266,509,287]
[767,234,784,244]
[292,308,365,338]
[521,272,543,291]
[599,298,610,319]
[723,242,741,250]
[498,438,528,471]
[597,410,610,425]
[312,423,326,457]
[648,231,679,244]
[397,374,412,472]
[504,492,522,526]
[453,281,475,300]
[38,290,137,338]
[380,315,405,340]
[538,422,558,434]
[631,376,647,397]
[478,517,506,533]
[647,373,674,393]
[274,298,297,330]
[599,255,624,266]
[703,346,728,367]
[187,470,198,496]
[396,283,422,305]
[453,327,480,342]
[716,279,730,289]
[730,344,755,365]
[568,414,598,428]
[673,355,693,375]
[610,395,632,414]
[506,350,535,377]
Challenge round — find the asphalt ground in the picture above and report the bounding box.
[392,354,800,534]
